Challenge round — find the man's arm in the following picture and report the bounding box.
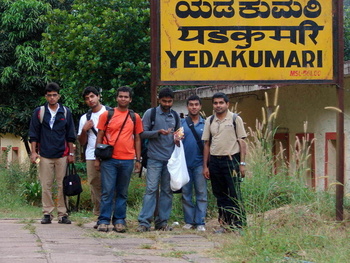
[94,129,104,171]
[203,140,210,179]
[238,139,247,178]
[134,133,141,173]
[30,141,39,164]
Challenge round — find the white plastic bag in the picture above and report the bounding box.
[167,140,190,191]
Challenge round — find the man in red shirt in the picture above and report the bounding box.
[95,86,143,233]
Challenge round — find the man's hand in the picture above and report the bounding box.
[95,159,101,171]
[203,166,210,180]
[83,120,94,131]
[30,152,39,164]
[158,128,172,135]
[67,155,74,164]
[239,165,245,178]
[134,161,141,173]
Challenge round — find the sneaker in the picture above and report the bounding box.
[136,225,150,232]
[98,224,108,232]
[113,223,126,233]
[196,225,206,232]
[41,215,52,224]
[182,224,194,230]
[58,216,71,224]
[155,224,173,231]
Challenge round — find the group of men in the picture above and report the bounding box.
[29,82,247,234]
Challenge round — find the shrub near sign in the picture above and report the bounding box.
[158,0,335,84]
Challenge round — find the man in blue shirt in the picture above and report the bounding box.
[181,95,207,231]
[137,88,180,232]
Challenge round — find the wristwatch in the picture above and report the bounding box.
[69,153,75,156]
[135,159,142,163]
[240,162,246,166]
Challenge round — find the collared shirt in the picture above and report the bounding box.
[202,111,247,156]
[181,116,205,168]
[141,106,180,161]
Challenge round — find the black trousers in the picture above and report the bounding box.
[209,153,246,228]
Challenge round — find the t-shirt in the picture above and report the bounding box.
[78,106,107,160]
[202,111,247,156]
[97,108,143,160]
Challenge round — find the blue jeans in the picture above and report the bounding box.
[182,165,208,226]
[98,158,134,225]
[138,159,173,228]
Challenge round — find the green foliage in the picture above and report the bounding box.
[0,0,51,140]
[345,7,350,61]
[43,0,151,116]
[21,180,42,206]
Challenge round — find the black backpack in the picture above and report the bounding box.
[141,107,180,169]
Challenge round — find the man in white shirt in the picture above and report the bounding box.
[78,87,109,225]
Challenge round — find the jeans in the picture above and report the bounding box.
[98,158,134,225]
[182,165,208,226]
[138,159,173,228]
[209,153,246,228]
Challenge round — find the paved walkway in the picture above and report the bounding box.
[0,219,219,263]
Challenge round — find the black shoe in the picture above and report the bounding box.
[41,215,52,224]
[155,224,173,231]
[136,225,150,232]
[58,216,71,224]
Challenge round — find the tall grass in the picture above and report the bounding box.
[213,87,350,262]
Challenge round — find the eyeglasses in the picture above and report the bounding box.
[45,94,59,98]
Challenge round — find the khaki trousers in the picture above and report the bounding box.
[39,156,68,217]
[86,160,101,216]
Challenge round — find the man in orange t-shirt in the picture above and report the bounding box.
[95,86,143,233]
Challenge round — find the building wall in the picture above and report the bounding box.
[0,134,28,164]
[173,78,350,193]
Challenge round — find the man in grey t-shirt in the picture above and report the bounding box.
[136,88,180,232]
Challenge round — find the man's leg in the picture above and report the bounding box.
[182,167,195,225]
[98,158,118,226]
[113,159,134,226]
[155,162,173,229]
[56,157,68,218]
[86,160,101,216]
[192,165,207,226]
[138,159,162,229]
[39,157,55,217]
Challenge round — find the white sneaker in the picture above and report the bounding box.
[183,224,194,230]
[196,225,206,232]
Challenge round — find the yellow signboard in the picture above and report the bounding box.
[159,0,335,84]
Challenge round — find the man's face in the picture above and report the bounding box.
[213,98,229,115]
[187,100,201,116]
[159,97,173,112]
[84,92,100,109]
[45,91,60,106]
[116,91,132,107]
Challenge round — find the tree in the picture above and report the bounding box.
[0,0,51,153]
[43,0,151,115]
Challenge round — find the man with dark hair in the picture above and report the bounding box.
[181,95,207,231]
[95,86,143,233]
[77,86,108,224]
[137,87,181,232]
[29,82,76,224]
[202,92,247,233]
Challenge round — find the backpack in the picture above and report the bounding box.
[85,106,112,136]
[39,105,67,123]
[141,107,180,169]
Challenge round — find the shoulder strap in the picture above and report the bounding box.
[185,116,204,153]
[149,107,157,130]
[171,109,180,129]
[39,106,45,123]
[86,109,92,120]
[113,110,131,146]
[105,108,114,127]
[129,109,136,134]
[39,105,67,123]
